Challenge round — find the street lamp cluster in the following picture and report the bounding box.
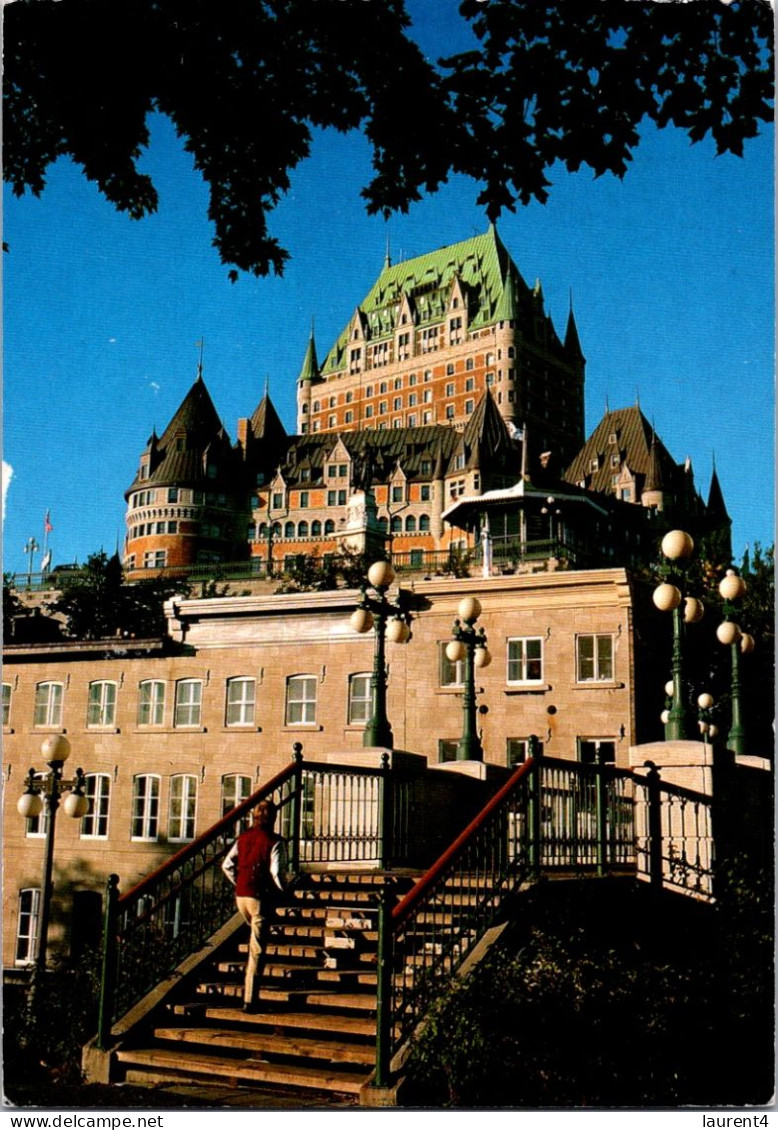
[350,560,412,749]
[16,735,90,979]
[653,530,755,752]
[445,596,491,761]
[350,566,492,762]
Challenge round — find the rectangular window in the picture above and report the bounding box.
[221,774,252,818]
[299,491,309,508]
[506,738,545,767]
[286,675,317,725]
[438,739,459,763]
[3,683,11,726]
[138,680,165,726]
[143,550,167,568]
[348,673,373,725]
[393,397,402,411]
[81,774,111,838]
[578,739,617,765]
[420,485,431,501]
[338,489,347,506]
[465,377,475,392]
[445,382,455,397]
[439,642,464,687]
[174,680,202,727]
[272,492,283,508]
[169,774,197,841]
[87,681,117,727]
[15,889,41,965]
[34,682,63,727]
[132,775,160,840]
[576,635,614,682]
[391,485,404,503]
[226,678,256,726]
[327,490,337,506]
[24,774,49,837]
[445,404,455,420]
[507,638,543,684]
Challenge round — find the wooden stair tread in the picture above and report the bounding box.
[153,1026,375,1065]
[115,1047,369,1094]
[201,1006,376,1037]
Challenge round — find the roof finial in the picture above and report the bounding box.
[384,231,391,271]
[195,338,205,381]
[605,391,610,415]
[635,386,641,410]
[264,374,269,399]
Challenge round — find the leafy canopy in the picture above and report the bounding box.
[4,0,773,278]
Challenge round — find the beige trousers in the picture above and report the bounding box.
[236,895,271,1005]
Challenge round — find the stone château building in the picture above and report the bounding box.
[122,227,730,579]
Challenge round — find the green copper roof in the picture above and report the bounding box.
[298,331,320,384]
[321,226,528,375]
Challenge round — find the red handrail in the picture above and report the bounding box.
[117,760,299,906]
[392,758,535,929]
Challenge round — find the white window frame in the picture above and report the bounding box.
[81,773,111,839]
[348,673,373,726]
[439,642,464,688]
[3,683,11,727]
[174,679,202,727]
[131,774,161,841]
[286,675,317,726]
[169,774,198,842]
[507,637,544,684]
[87,680,117,727]
[25,773,49,838]
[34,682,63,727]
[138,680,166,726]
[576,634,615,683]
[221,774,252,818]
[506,737,544,767]
[226,677,256,726]
[15,888,41,966]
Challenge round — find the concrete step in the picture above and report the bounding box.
[153,1026,375,1066]
[116,1047,369,1096]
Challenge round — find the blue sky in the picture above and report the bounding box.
[3,3,774,576]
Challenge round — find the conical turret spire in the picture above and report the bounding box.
[298,325,320,384]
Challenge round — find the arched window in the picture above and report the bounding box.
[378,516,388,533]
[258,523,268,538]
[324,519,336,535]
[81,774,111,839]
[311,520,322,537]
[419,514,431,532]
[405,515,416,533]
[391,516,402,533]
[284,521,295,538]
[273,523,282,537]
[298,521,309,538]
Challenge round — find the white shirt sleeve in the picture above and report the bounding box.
[222,840,239,885]
[270,840,289,892]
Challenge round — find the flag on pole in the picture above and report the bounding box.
[44,510,53,533]
[41,550,52,572]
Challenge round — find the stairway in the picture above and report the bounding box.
[112,870,415,1103]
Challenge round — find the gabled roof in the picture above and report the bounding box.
[278,426,463,487]
[320,226,532,375]
[564,406,679,497]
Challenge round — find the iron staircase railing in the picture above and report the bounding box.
[371,745,716,1088]
[96,745,407,1049]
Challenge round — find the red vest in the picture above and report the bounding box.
[234,825,281,898]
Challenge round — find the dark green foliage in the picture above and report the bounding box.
[4,0,772,278]
[45,551,190,639]
[405,873,774,1107]
[3,573,26,638]
[273,548,372,593]
[4,950,101,1090]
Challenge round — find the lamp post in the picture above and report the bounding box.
[717,569,754,756]
[446,595,492,761]
[350,560,411,749]
[17,736,90,979]
[696,692,719,744]
[653,530,704,741]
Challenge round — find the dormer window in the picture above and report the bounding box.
[175,437,186,453]
[589,458,599,472]
[138,462,149,481]
[608,432,618,444]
